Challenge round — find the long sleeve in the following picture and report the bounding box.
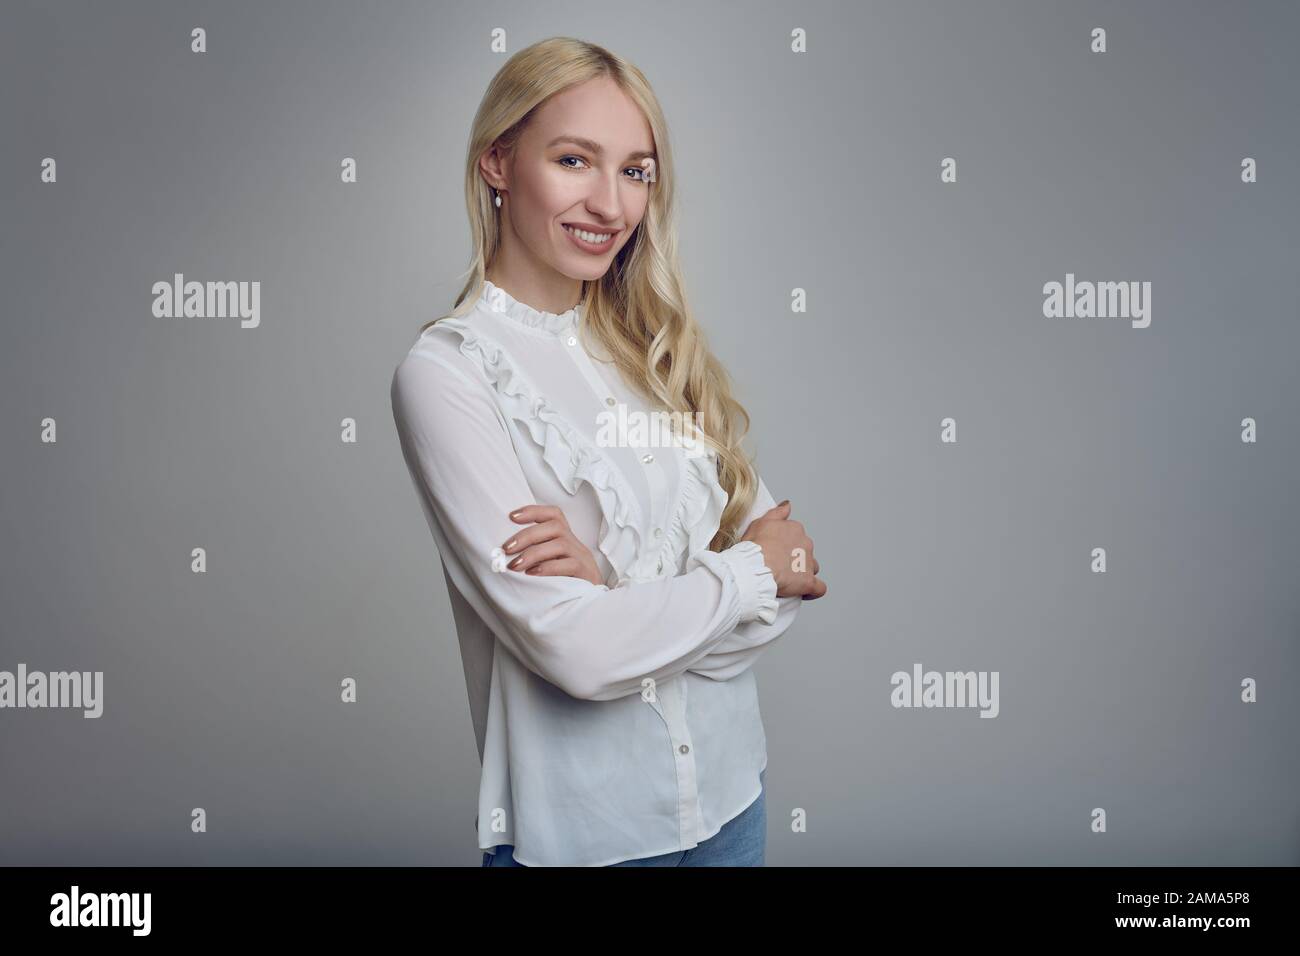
[391,347,778,703]
[686,474,803,682]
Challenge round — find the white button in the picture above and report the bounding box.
[605,397,616,406]
[653,527,662,538]
[678,744,689,755]
[566,335,577,347]
[641,453,654,464]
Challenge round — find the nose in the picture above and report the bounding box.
[584,168,622,222]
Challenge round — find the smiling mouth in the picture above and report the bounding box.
[562,223,617,246]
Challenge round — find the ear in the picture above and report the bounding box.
[478,142,510,191]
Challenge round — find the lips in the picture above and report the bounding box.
[561,223,617,254]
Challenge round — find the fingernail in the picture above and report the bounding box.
[779,499,790,507]
[509,510,522,520]
[508,556,522,569]
[505,538,517,551]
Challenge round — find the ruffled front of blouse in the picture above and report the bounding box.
[656,444,728,576]
[430,316,645,587]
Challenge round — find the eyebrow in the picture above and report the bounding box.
[546,135,656,163]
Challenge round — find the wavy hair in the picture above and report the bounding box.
[420,36,757,551]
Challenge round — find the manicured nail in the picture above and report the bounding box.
[508,556,522,569]
[505,538,517,551]
[779,499,790,507]
[509,510,523,520]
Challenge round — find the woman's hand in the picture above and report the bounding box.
[741,500,827,600]
[502,505,605,586]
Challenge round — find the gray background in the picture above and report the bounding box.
[2,0,1296,865]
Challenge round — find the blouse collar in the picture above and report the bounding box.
[479,279,582,333]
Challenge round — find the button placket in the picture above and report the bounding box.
[660,677,703,848]
[648,410,691,579]
[639,453,668,575]
[559,331,670,578]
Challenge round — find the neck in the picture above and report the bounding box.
[485,254,583,316]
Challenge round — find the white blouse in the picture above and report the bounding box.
[390,279,802,866]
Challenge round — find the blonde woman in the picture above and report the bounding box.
[391,37,826,868]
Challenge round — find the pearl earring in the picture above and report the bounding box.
[494,189,502,208]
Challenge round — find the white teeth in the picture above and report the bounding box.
[563,224,613,244]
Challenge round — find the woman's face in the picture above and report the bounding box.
[484,76,656,283]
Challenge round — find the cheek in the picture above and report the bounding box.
[525,165,582,213]
[506,167,545,221]
[629,188,651,221]
[622,200,650,240]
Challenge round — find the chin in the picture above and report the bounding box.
[558,259,612,282]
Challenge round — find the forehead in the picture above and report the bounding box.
[524,77,654,155]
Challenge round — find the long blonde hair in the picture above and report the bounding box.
[421,36,757,551]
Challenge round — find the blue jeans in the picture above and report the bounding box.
[482,768,766,867]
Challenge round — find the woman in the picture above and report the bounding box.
[390,37,826,867]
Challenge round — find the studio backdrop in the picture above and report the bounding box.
[1,0,1296,865]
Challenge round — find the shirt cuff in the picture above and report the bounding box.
[716,539,779,625]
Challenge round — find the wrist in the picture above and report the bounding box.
[719,539,780,625]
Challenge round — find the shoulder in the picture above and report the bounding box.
[391,319,502,429]
[393,313,491,388]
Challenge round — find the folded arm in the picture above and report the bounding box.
[391,343,779,702]
[686,474,803,682]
